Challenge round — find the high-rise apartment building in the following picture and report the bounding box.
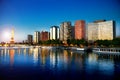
[27,35,33,44]
[75,20,85,39]
[87,20,115,41]
[50,26,59,40]
[40,31,49,41]
[34,31,40,44]
[60,22,72,43]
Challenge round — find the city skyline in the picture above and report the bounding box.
[0,19,118,43]
[0,0,120,42]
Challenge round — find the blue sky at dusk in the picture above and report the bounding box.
[0,0,120,42]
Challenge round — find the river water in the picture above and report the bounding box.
[0,47,120,80]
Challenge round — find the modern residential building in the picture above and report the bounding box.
[87,20,116,41]
[34,31,40,44]
[74,20,85,39]
[50,26,59,40]
[60,22,72,43]
[27,35,33,44]
[40,31,49,41]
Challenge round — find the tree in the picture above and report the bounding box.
[112,38,120,47]
[67,39,71,46]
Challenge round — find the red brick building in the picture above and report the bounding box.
[40,31,49,41]
[75,20,85,39]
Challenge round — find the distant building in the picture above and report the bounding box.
[74,20,85,40]
[40,31,49,41]
[50,26,59,40]
[60,22,72,43]
[27,35,33,44]
[87,20,116,41]
[34,31,40,44]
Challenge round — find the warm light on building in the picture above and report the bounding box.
[10,28,15,44]
[40,31,49,41]
[34,31,40,44]
[60,22,72,43]
[87,20,116,41]
[75,20,85,39]
[50,26,59,40]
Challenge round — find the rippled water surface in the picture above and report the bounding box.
[0,47,120,80]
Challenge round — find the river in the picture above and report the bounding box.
[0,47,120,80]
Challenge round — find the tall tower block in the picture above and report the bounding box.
[75,20,85,39]
[10,28,14,44]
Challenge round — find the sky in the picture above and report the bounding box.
[0,0,120,42]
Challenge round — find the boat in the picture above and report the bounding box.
[76,48,84,51]
[93,48,120,54]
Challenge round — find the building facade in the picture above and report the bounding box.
[34,31,40,44]
[60,22,72,43]
[40,31,49,41]
[74,20,85,39]
[50,26,59,40]
[27,35,33,44]
[87,20,115,41]
[71,26,75,39]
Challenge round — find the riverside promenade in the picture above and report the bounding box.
[0,44,120,54]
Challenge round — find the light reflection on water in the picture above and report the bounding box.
[0,47,120,80]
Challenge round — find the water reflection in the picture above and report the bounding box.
[98,59,114,75]
[50,49,56,68]
[33,48,39,64]
[40,48,49,65]
[0,47,120,80]
[85,53,114,76]
[9,49,15,66]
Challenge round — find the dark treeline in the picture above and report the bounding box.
[36,38,120,47]
[95,38,120,47]
[12,38,120,48]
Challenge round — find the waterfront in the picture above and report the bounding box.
[0,47,120,80]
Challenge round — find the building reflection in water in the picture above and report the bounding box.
[33,48,39,65]
[9,49,15,67]
[17,48,21,55]
[88,53,98,63]
[85,53,99,75]
[63,50,69,70]
[98,59,114,75]
[28,48,33,55]
[63,50,68,63]
[86,53,114,75]
[74,53,84,71]
[50,49,62,70]
[1,47,120,79]
[97,54,114,75]
[23,48,27,56]
[49,49,85,71]
[50,49,56,68]
[50,49,60,69]
[0,50,3,56]
[40,48,49,65]
[16,48,21,55]
[4,48,7,56]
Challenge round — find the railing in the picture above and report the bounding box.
[93,48,120,54]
